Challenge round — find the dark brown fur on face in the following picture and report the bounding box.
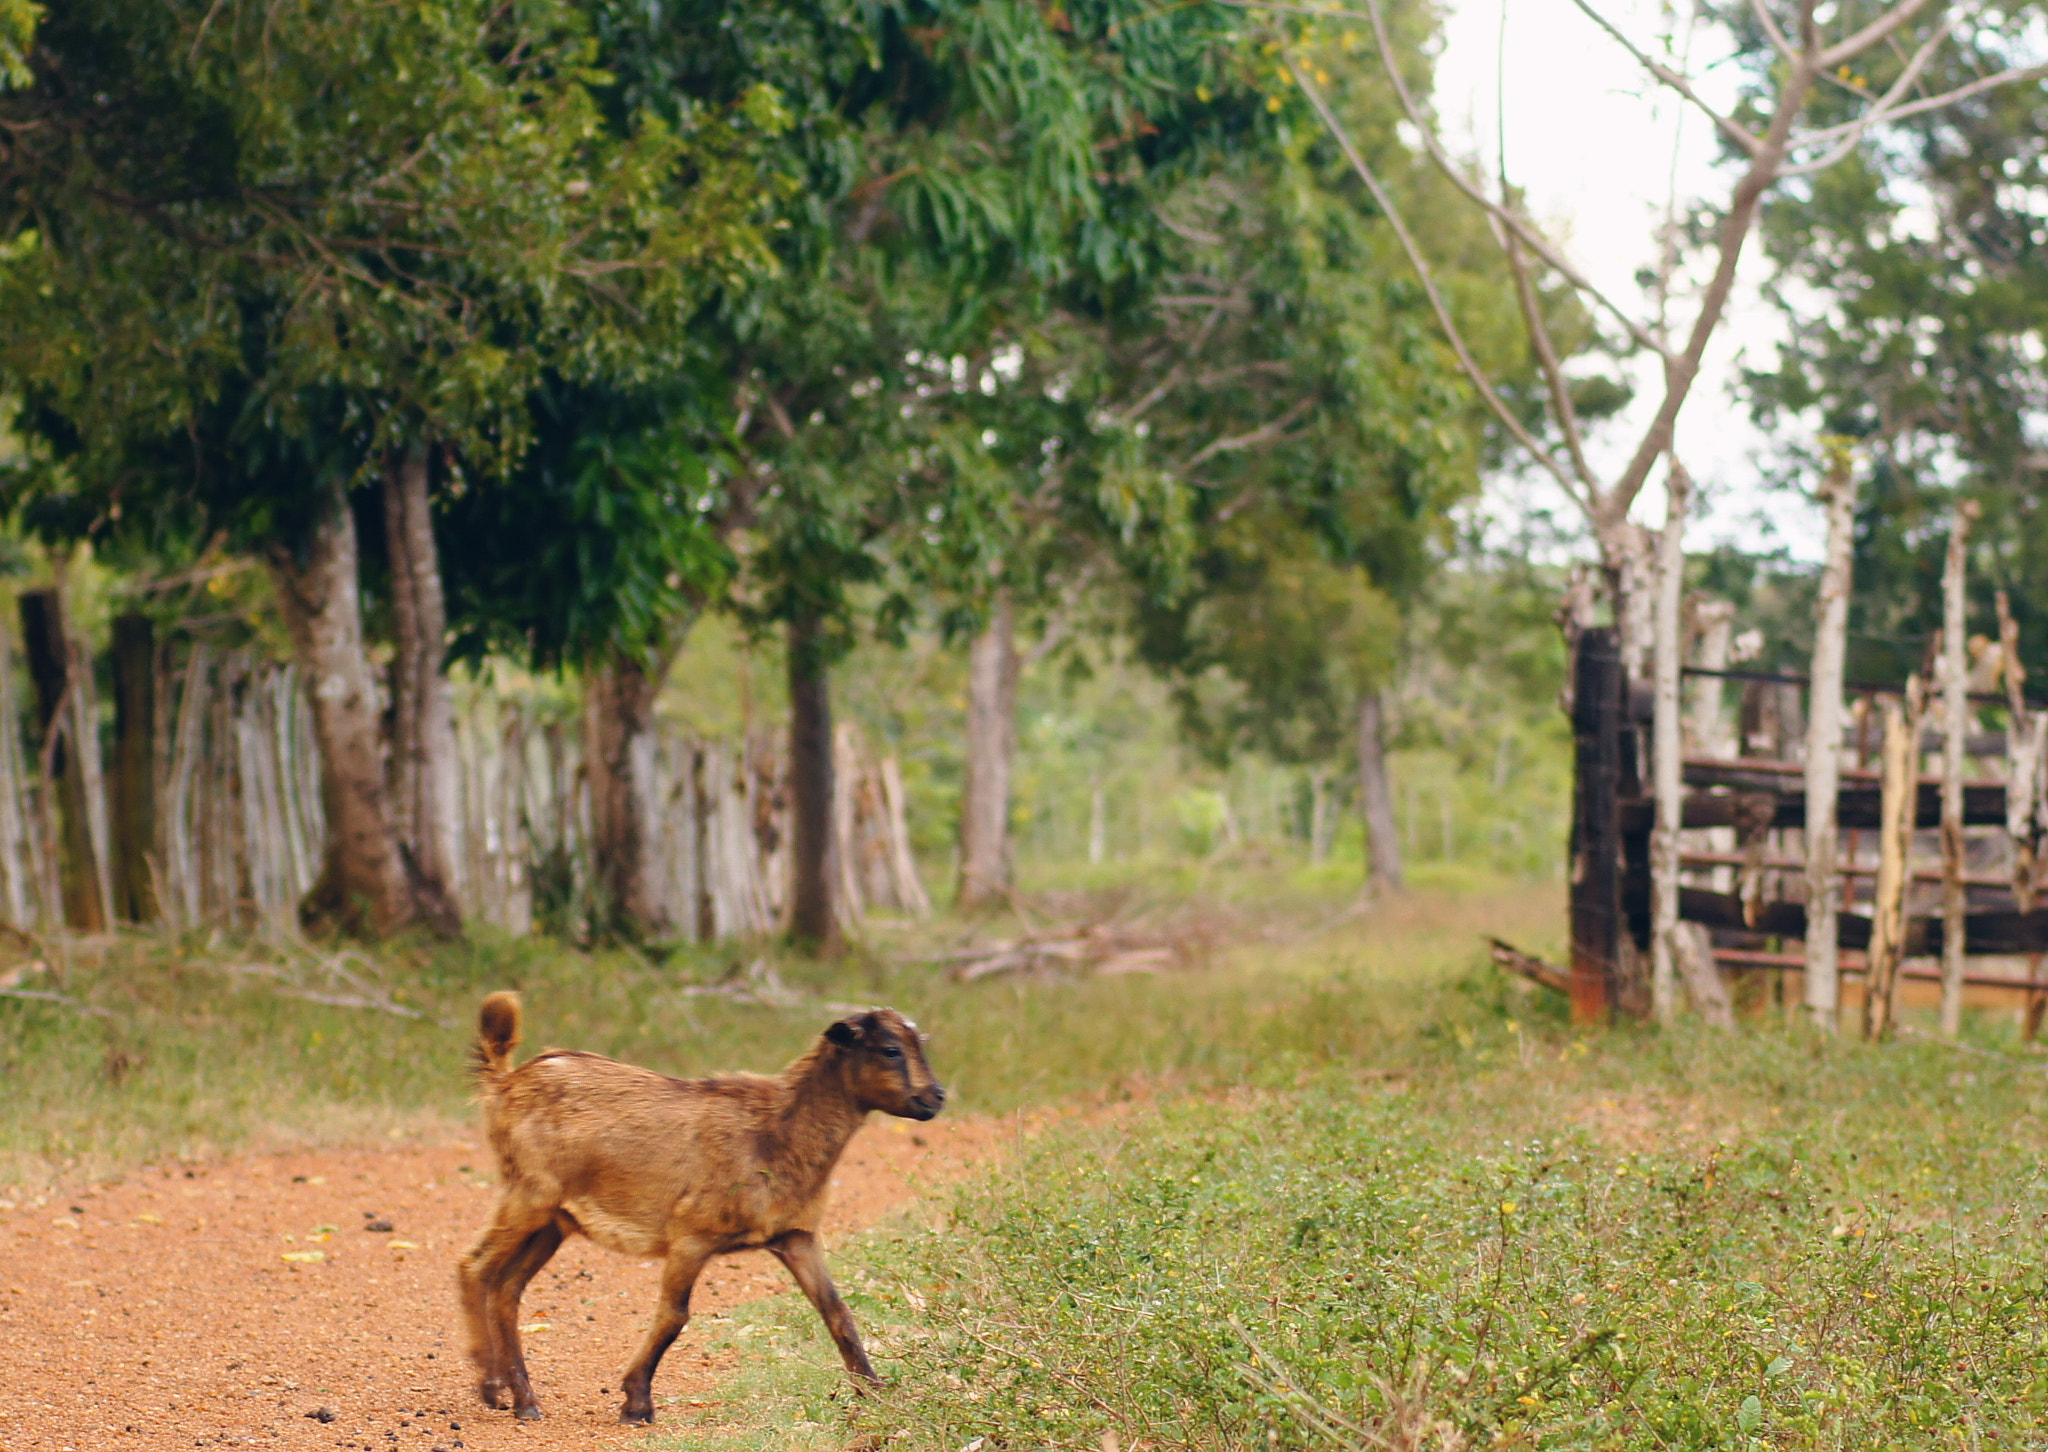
[456,993,943,1424]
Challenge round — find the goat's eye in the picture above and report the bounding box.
[879,1045,904,1059]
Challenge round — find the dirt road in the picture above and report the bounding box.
[0,1115,1007,1451]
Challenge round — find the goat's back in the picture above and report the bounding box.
[483,1050,791,1257]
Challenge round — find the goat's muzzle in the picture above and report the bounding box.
[905,1085,946,1121]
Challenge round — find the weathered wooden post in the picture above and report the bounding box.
[1939,502,1979,1038]
[19,589,105,932]
[1802,446,1858,1032]
[110,613,158,923]
[1650,465,1689,1025]
[1569,627,1625,1025]
[1863,683,1922,1039]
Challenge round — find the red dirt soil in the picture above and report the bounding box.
[0,1114,1011,1451]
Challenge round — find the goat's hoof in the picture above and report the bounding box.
[513,1404,544,1421]
[478,1381,509,1410]
[619,1406,654,1426]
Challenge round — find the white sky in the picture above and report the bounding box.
[1432,0,1827,562]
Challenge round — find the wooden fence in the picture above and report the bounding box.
[0,619,928,940]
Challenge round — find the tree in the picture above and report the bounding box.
[695,0,1295,943]
[0,0,776,936]
[1746,9,2048,682]
[1274,0,2047,674]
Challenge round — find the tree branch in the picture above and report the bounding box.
[1787,61,2048,170]
[1602,54,1818,526]
[1567,0,1765,157]
[1284,54,1587,506]
[1820,0,1932,70]
[1179,393,1316,469]
[1748,0,1796,63]
[1357,0,1674,362]
[1501,225,1598,493]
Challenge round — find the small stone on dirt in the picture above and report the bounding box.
[305,1406,336,1423]
[365,1218,394,1233]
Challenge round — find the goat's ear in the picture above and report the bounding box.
[825,1018,862,1048]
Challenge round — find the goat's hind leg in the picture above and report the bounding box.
[458,1203,562,1416]
[491,1218,565,1419]
[619,1237,716,1425]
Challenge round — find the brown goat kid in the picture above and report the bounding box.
[457,993,945,1424]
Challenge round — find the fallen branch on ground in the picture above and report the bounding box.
[1488,937,1572,995]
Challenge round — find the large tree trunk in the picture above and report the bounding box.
[1356,689,1403,891]
[957,592,1018,909]
[585,654,670,940]
[19,589,105,931]
[786,612,841,952]
[266,479,423,939]
[382,450,462,930]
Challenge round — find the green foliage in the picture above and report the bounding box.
[441,377,735,671]
[0,0,780,556]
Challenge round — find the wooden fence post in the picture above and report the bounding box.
[1569,627,1624,1025]
[1801,448,1858,1032]
[1940,503,1979,1038]
[19,589,105,932]
[110,613,157,922]
[1650,465,1689,1025]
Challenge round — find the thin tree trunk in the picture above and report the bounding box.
[880,755,931,916]
[110,613,157,923]
[265,478,421,939]
[1864,690,1920,1039]
[787,612,840,952]
[1802,453,1858,1033]
[1650,463,1689,1025]
[584,654,672,940]
[19,589,104,931]
[1357,689,1403,891]
[382,450,463,929]
[1939,503,1978,1038]
[957,591,1018,908]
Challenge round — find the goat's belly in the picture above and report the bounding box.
[560,1198,666,1259]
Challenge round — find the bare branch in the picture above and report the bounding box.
[1779,14,1958,175]
[1820,0,1933,69]
[1567,0,1765,157]
[1787,61,2048,170]
[1603,55,1820,524]
[1748,0,1796,62]
[1357,0,1674,361]
[1502,226,1599,493]
[1283,55,1587,506]
[1180,394,1317,469]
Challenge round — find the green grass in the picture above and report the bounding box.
[16,874,2048,1448]
[0,870,1555,1191]
[656,1002,2048,1450]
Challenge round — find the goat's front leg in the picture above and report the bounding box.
[769,1229,880,1386]
[619,1237,716,1425]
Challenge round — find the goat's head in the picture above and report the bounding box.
[824,1008,945,1121]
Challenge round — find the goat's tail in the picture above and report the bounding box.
[472,991,523,1084]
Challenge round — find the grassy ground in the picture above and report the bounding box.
[644,959,2048,1449]
[10,873,2048,1448]
[0,864,1554,1192]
